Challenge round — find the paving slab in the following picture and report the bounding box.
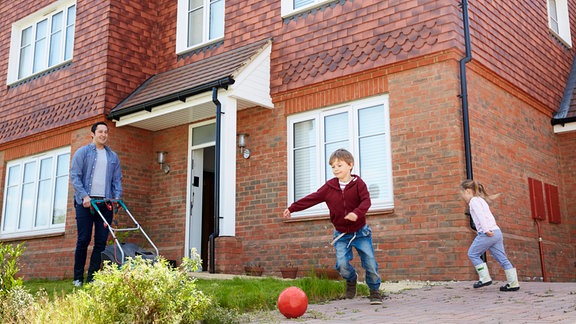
[191,273,576,323]
[269,281,576,324]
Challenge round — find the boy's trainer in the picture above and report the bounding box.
[369,289,382,305]
[345,277,357,299]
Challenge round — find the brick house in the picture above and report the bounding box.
[1,0,575,282]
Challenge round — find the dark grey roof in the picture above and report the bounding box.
[552,54,576,125]
[109,39,271,120]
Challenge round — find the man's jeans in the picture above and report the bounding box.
[468,229,513,270]
[74,201,113,283]
[333,224,381,291]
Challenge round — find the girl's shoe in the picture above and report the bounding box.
[500,268,520,291]
[473,263,492,288]
[473,280,492,288]
[500,283,520,292]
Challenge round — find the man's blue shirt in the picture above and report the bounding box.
[70,143,122,204]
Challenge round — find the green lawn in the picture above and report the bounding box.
[23,275,368,313]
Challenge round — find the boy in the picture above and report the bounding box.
[283,149,382,304]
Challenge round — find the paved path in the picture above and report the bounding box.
[253,281,576,323]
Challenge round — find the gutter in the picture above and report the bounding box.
[209,86,223,273]
[107,77,235,121]
[460,0,487,262]
[459,0,473,180]
[551,116,576,126]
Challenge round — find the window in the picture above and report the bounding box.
[176,0,225,53]
[281,0,333,17]
[7,1,76,84]
[287,95,393,216]
[1,148,70,239]
[547,0,572,47]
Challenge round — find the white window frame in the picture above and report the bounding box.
[176,0,225,54]
[547,0,572,47]
[7,0,76,85]
[1,147,70,240]
[281,0,333,18]
[286,95,394,217]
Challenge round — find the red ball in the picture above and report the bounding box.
[277,286,308,318]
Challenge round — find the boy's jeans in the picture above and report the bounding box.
[468,229,513,270]
[333,224,381,291]
[74,201,113,282]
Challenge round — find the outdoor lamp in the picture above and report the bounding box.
[237,133,251,159]
[156,151,170,174]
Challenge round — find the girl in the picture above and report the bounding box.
[459,179,520,292]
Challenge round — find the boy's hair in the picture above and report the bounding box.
[460,179,501,203]
[329,149,354,166]
[91,122,108,134]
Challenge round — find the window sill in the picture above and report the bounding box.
[8,61,72,88]
[283,207,394,223]
[0,228,65,241]
[176,38,224,59]
[549,29,572,49]
[282,0,345,21]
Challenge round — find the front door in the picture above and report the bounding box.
[188,123,216,270]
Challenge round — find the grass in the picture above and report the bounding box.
[22,278,78,300]
[22,275,370,313]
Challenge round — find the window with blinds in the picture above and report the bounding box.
[287,95,393,216]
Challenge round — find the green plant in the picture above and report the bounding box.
[0,242,34,323]
[0,242,25,295]
[0,285,35,323]
[25,254,212,323]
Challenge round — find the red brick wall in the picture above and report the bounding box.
[232,55,575,282]
[233,57,472,281]
[469,1,576,111]
[555,132,576,280]
[463,63,574,282]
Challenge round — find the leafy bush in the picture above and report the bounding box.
[27,254,212,323]
[0,285,35,323]
[0,242,33,323]
[0,242,25,295]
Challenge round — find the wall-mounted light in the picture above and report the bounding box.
[156,151,170,174]
[237,133,251,159]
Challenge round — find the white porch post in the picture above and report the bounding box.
[218,93,237,236]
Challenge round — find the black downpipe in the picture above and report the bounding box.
[460,0,473,180]
[209,87,222,273]
[460,0,486,263]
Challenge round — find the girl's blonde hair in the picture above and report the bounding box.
[329,149,354,166]
[460,179,501,203]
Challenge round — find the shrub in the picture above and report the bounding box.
[30,254,212,323]
[0,286,35,323]
[0,242,32,323]
[0,242,25,295]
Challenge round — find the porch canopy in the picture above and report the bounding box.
[108,38,273,129]
[107,39,273,242]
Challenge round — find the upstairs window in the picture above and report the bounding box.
[176,0,225,53]
[7,1,76,84]
[1,148,70,239]
[286,95,394,217]
[547,0,572,47]
[281,0,333,17]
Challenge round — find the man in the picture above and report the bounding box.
[70,122,122,286]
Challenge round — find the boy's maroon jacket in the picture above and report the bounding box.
[287,175,371,233]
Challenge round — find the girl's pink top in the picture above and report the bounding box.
[469,196,500,233]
